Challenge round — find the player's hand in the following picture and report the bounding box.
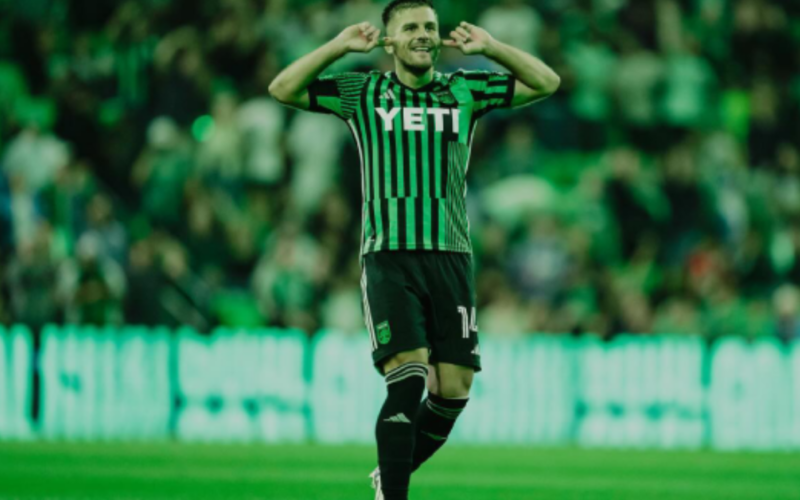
[443,22,494,55]
[335,22,382,54]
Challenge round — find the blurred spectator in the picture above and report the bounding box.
[0,172,44,250]
[319,267,363,335]
[653,297,702,335]
[197,92,244,189]
[788,223,800,286]
[609,289,654,336]
[773,144,800,217]
[661,37,717,130]
[158,241,213,331]
[106,2,157,110]
[152,28,209,126]
[206,0,261,83]
[564,31,616,150]
[508,215,571,303]
[614,236,663,298]
[703,280,747,341]
[2,123,69,194]
[479,270,530,337]
[660,144,712,263]
[60,233,126,326]
[40,159,98,247]
[748,79,783,168]
[81,193,128,265]
[237,94,287,187]
[612,36,664,152]
[286,111,346,218]
[736,228,778,296]
[604,148,660,259]
[124,237,163,327]
[131,117,192,229]
[337,0,384,30]
[4,224,63,330]
[773,284,800,343]
[182,189,228,281]
[478,0,542,56]
[252,221,326,333]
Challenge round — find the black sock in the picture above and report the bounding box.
[376,362,428,500]
[411,393,468,472]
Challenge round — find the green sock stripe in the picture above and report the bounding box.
[428,402,463,417]
[426,400,463,420]
[385,362,428,385]
[427,399,464,414]
[421,431,448,442]
[427,404,458,420]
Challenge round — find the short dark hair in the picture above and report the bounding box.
[382,0,435,27]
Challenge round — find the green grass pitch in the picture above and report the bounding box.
[1,442,799,500]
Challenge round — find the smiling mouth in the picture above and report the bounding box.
[412,47,432,53]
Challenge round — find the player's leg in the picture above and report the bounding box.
[411,252,480,472]
[411,362,473,472]
[375,348,429,500]
[362,252,430,500]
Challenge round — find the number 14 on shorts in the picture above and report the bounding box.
[457,306,478,339]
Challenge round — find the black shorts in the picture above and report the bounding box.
[360,251,481,373]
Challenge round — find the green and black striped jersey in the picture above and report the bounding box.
[307,69,515,256]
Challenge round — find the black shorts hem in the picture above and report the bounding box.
[428,353,482,373]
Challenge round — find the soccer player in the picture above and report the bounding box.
[269,1,559,498]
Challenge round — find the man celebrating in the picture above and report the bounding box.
[269,1,559,498]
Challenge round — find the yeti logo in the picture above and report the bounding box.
[376,108,461,133]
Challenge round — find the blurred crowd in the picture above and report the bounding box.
[1,0,800,342]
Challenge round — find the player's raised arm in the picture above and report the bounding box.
[268,22,381,110]
[444,21,561,107]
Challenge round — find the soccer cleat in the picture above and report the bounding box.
[369,467,384,500]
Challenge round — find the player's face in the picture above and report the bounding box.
[386,7,441,73]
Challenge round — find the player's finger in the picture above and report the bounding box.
[460,21,476,31]
[455,27,471,40]
[442,39,460,48]
[363,26,378,39]
[449,35,467,50]
[450,31,467,43]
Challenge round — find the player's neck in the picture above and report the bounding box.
[394,65,435,89]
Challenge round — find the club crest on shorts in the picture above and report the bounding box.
[377,321,392,345]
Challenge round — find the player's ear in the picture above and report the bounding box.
[383,37,394,55]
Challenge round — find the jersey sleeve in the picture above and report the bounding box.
[460,70,516,118]
[306,72,369,121]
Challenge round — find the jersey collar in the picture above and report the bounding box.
[388,71,444,92]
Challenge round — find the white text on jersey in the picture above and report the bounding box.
[376,108,461,134]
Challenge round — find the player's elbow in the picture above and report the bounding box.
[268,78,301,106]
[541,72,561,96]
[268,79,289,103]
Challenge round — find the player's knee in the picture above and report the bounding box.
[381,347,429,375]
[435,369,473,399]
